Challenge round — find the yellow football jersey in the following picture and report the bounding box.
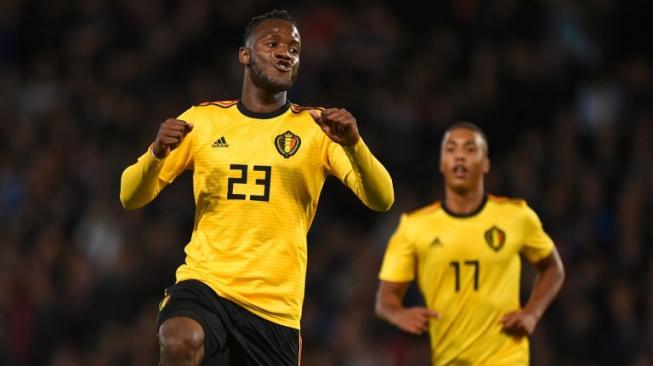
[121,101,394,329]
[379,195,554,366]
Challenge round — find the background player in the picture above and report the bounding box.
[120,10,394,366]
[375,122,564,365]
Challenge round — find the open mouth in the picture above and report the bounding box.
[453,164,468,178]
[275,60,292,72]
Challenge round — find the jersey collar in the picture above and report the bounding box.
[237,100,291,119]
[442,194,488,218]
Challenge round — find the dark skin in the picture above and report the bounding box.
[152,18,359,159]
[156,18,362,366]
[375,128,565,338]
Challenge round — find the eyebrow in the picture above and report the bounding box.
[260,33,301,43]
[445,139,478,146]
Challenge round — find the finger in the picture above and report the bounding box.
[501,316,518,329]
[165,119,193,130]
[409,324,425,335]
[321,108,340,117]
[162,124,189,136]
[419,320,430,333]
[415,307,440,319]
[505,326,526,338]
[325,108,351,121]
[500,312,517,324]
[308,110,323,123]
[399,321,417,335]
[501,319,520,332]
[160,130,185,140]
[407,327,421,335]
[159,133,185,144]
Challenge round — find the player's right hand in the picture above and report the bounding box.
[389,307,440,335]
[151,119,193,159]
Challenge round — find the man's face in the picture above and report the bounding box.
[241,19,301,93]
[440,128,489,194]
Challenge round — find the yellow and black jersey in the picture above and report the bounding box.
[121,100,394,329]
[379,195,554,366]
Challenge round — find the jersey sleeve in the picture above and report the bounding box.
[325,137,394,212]
[379,214,416,282]
[158,107,197,183]
[119,107,197,209]
[520,204,555,263]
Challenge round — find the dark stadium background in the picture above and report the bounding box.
[1,0,651,365]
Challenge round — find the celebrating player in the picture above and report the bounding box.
[120,10,394,366]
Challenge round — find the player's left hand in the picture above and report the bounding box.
[309,108,360,146]
[500,310,538,338]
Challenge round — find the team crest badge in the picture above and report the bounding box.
[484,226,506,252]
[275,130,301,158]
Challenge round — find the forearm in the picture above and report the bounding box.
[375,294,403,323]
[524,255,565,320]
[343,139,394,211]
[120,148,167,210]
[375,281,409,323]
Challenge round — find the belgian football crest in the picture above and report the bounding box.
[484,226,506,252]
[275,130,301,158]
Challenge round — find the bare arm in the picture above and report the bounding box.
[501,248,565,337]
[375,280,439,335]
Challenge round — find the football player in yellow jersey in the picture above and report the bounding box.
[375,123,565,365]
[119,9,394,366]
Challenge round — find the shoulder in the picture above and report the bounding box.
[404,201,442,220]
[488,194,526,209]
[196,99,239,108]
[290,103,324,114]
[179,100,239,118]
[487,194,542,221]
[487,194,526,207]
[288,103,331,143]
[178,100,239,124]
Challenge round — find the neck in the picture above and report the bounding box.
[444,183,485,216]
[240,79,287,113]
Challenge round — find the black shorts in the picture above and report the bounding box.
[156,280,301,366]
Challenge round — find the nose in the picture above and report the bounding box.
[273,47,293,61]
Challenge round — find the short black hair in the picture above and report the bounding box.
[442,121,489,156]
[243,9,297,46]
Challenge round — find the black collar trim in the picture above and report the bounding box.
[237,100,291,119]
[442,194,488,218]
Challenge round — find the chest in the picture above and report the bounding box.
[193,119,324,174]
[413,215,525,265]
[189,117,327,201]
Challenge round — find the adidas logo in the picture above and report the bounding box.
[430,237,442,247]
[212,136,229,148]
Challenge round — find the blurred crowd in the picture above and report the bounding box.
[1,0,651,365]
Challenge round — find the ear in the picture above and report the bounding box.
[439,156,444,174]
[239,47,250,65]
[483,157,490,174]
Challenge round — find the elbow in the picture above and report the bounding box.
[554,249,566,284]
[374,303,383,320]
[375,197,394,212]
[373,190,394,212]
[119,189,144,210]
[369,180,395,212]
[119,193,137,210]
[374,295,385,320]
[557,260,566,285]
